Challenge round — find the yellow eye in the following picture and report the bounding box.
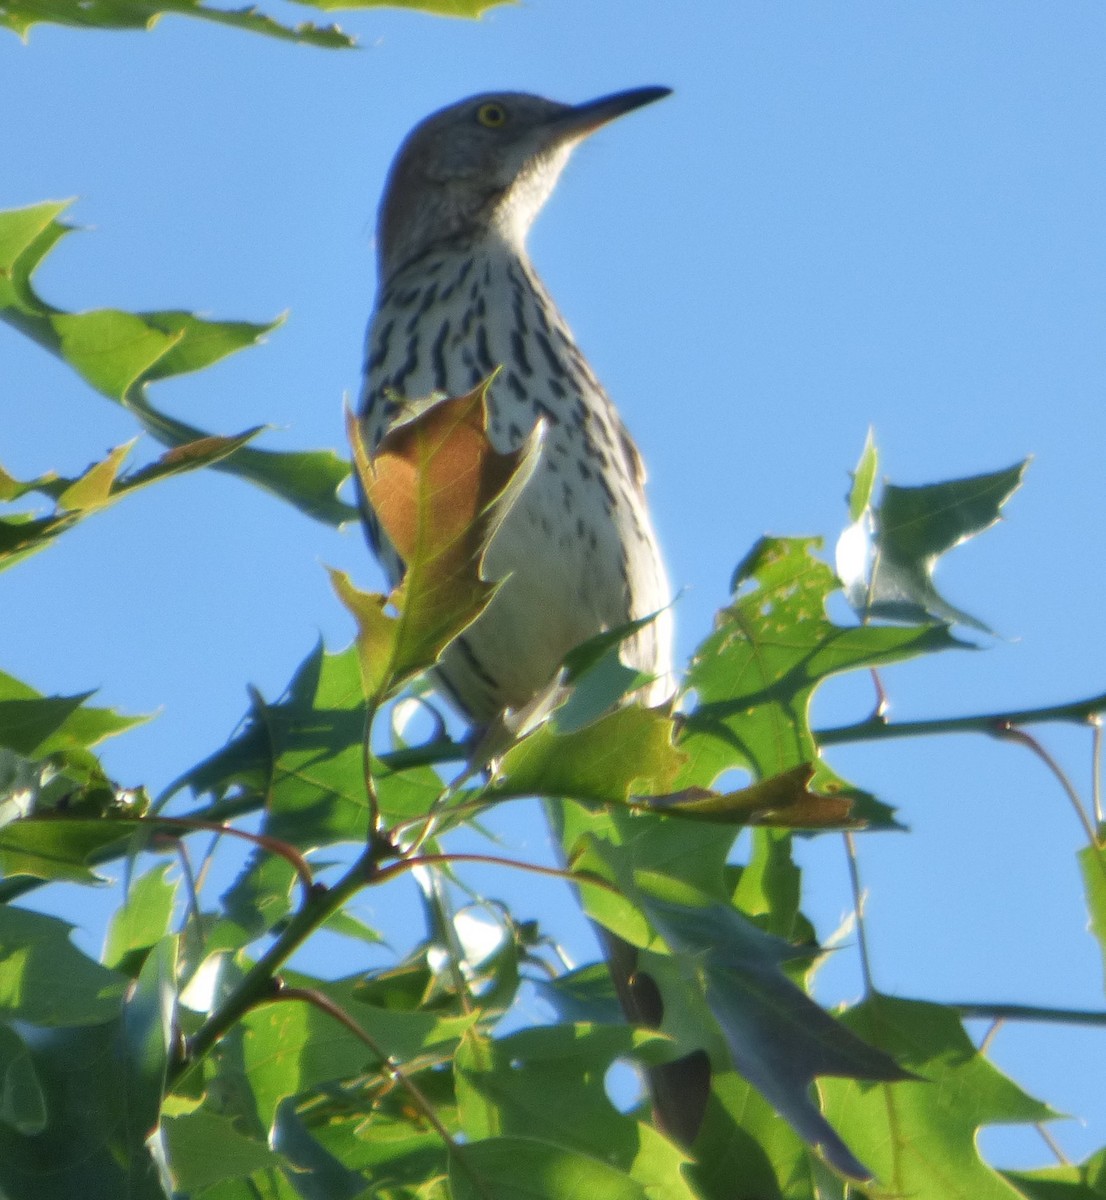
[476,102,508,128]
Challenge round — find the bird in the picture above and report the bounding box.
[357,89,710,1147]
[358,88,675,727]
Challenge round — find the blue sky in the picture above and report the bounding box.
[3,0,1105,1169]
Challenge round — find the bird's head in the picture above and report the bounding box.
[377,87,671,283]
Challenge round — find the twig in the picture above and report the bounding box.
[817,691,1106,747]
[991,723,1099,846]
[270,984,494,1200]
[372,850,619,895]
[843,831,875,996]
[916,1000,1106,1027]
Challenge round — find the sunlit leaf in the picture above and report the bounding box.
[0,202,353,525]
[1,0,509,43]
[1003,1148,1106,1200]
[680,536,959,825]
[0,816,140,882]
[104,864,179,972]
[821,994,1056,1199]
[1078,844,1106,992]
[492,706,684,804]
[450,1136,648,1200]
[241,972,478,1126]
[0,431,261,570]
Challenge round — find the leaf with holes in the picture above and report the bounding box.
[679,536,961,824]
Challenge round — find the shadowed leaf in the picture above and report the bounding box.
[638,879,910,1182]
[837,442,1028,631]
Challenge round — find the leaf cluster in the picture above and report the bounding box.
[2,52,1106,1200]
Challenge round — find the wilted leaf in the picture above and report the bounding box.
[821,994,1057,1199]
[341,387,541,703]
[837,448,1028,631]
[646,764,858,829]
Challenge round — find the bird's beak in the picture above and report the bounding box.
[548,86,672,145]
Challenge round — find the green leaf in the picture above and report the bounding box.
[0,668,143,759]
[0,905,127,1024]
[241,974,478,1126]
[638,880,909,1181]
[847,428,879,523]
[681,536,959,824]
[0,1019,166,1200]
[1,0,509,43]
[1003,1149,1106,1200]
[492,706,684,804]
[158,1109,281,1191]
[120,938,177,1166]
[820,994,1057,1199]
[0,816,140,882]
[178,641,448,846]
[104,863,178,972]
[0,430,262,573]
[454,1025,663,1159]
[0,1024,46,1136]
[271,1098,369,1200]
[450,1136,648,1200]
[837,458,1028,631]
[0,202,354,526]
[1078,844,1106,993]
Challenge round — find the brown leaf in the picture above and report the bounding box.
[339,382,542,701]
[644,764,860,829]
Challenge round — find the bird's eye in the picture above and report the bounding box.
[476,102,508,128]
